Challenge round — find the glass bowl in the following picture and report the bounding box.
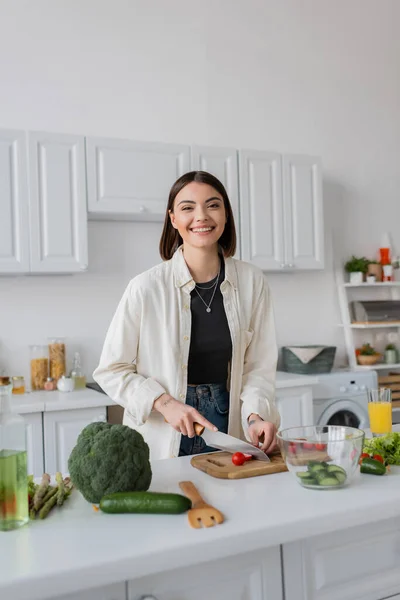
[277,426,365,489]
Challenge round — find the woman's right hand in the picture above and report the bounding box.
[153,393,217,437]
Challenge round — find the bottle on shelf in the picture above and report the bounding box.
[70,352,86,390]
[0,376,28,531]
[379,232,393,282]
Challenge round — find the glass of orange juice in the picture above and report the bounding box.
[368,388,392,437]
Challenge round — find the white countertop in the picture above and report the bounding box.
[2,455,400,600]
[10,388,113,414]
[11,373,317,414]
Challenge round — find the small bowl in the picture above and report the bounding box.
[277,426,365,490]
[356,354,381,366]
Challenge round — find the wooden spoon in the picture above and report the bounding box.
[179,481,224,529]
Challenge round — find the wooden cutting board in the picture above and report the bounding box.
[190,450,288,480]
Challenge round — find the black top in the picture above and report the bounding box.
[187,257,233,384]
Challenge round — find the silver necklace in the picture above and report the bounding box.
[194,264,220,313]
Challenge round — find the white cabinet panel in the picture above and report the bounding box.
[28,131,88,273]
[86,137,190,221]
[0,128,30,273]
[44,407,106,474]
[276,387,314,430]
[53,582,126,600]
[239,150,284,270]
[282,154,324,269]
[24,412,44,477]
[283,518,400,600]
[191,145,240,255]
[128,547,282,600]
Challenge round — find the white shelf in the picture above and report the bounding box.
[352,323,400,329]
[343,282,400,287]
[355,363,400,371]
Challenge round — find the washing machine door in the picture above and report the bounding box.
[317,399,369,429]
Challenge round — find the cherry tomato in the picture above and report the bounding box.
[315,443,327,451]
[373,454,384,464]
[232,452,246,466]
[303,442,315,450]
[288,442,297,455]
[358,452,370,465]
[243,453,254,461]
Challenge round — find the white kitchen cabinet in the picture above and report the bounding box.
[191,145,240,255]
[282,154,324,270]
[0,128,30,273]
[239,150,284,270]
[128,547,282,600]
[86,137,190,221]
[239,150,324,271]
[28,131,88,273]
[276,386,314,430]
[43,407,107,474]
[52,583,126,600]
[283,517,400,600]
[24,412,44,477]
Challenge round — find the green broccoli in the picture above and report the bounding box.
[68,422,152,504]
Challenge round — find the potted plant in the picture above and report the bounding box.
[367,260,382,283]
[356,343,381,366]
[344,256,369,284]
[384,343,398,365]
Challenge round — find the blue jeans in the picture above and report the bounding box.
[178,383,230,456]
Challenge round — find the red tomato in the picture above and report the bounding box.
[315,443,326,451]
[232,452,246,466]
[358,452,370,465]
[373,454,384,464]
[243,453,254,461]
[288,443,297,455]
[303,442,315,450]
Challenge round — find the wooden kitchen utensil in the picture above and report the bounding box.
[179,481,224,529]
[190,450,288,479]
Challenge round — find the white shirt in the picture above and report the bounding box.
[93,247,280,460]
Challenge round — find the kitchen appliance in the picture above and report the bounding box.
[313,369,378,429]
[194,423,270,462]
[190,450,287,479]
[351,301,400,324]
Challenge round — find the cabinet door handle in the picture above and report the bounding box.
[287,263,294,268]
[80,263,88,270]
[138,596,158,600]
[280,262,286,268]
[139,205,146,213]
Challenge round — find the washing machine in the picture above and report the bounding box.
[313,369,378,429]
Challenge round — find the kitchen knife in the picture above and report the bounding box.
[194,423,271,462]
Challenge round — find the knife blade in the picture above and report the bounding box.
[194,423,270,462]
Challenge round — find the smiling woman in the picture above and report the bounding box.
[93,171,280,460]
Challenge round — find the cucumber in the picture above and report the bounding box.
[360,458,386,476]
[333,471,347,484]
[297,471,314,479]
[326,465,346,476]
[317,476,341,486]
[307,463,326,473]
[99,491,192,514]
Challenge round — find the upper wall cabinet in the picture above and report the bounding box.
[191,145,240,256]
[29,132,88,273]
[0,129,30,273]
[0,128,88,275]
[239,150,324,271]
[86,137,190,222]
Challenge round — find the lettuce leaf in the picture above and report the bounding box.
[363,432,400,465]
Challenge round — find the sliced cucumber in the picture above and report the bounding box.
[308,462,326,473]
[317,476,341,486]
[333,471,347,484]
[297,471,314,479]
[326,464,346,476]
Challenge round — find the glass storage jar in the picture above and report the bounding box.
[29,345,49,391]
[12,376,25,395]
[48,338,66,381]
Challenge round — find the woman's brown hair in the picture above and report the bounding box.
[159,171,237,260]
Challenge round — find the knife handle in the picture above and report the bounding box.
[194,423,205,436]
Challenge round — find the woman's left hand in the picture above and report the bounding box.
[248,418,277,454]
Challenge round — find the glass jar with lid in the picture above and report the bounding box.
[30,345,49,391]
[48,337,66,382]
[12,376,26,395]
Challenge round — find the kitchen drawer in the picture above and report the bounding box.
[50,582,126,600]
[283,517,400,600]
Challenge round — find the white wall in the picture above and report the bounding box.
[1,0,400,383]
